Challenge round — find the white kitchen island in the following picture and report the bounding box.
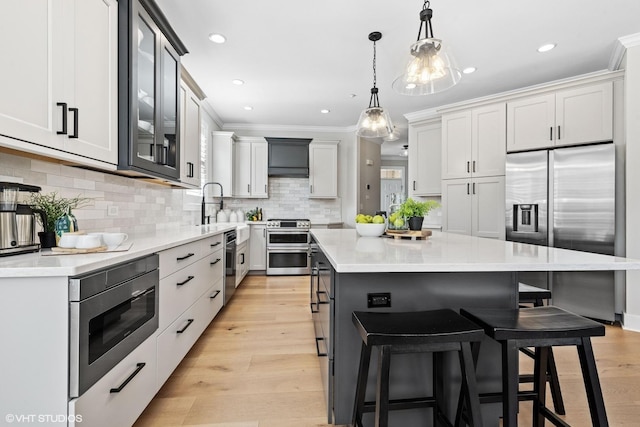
[310,229,640,426]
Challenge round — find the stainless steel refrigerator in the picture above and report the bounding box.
[506,142,617,321]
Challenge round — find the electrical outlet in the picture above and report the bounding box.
[107,205,119,216]
[368,292,391,308]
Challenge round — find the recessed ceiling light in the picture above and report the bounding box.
[537,43,556,53]
[405,83,417,89]
[462,67,477,74]
[208,33,226,44]
[349,93,357,98]
[320,109,330,114]
[243,106,253,111]
[232,79,244,85]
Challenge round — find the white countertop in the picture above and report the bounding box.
[0,224,237,278]
[311,229,640,273]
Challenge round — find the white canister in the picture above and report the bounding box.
[229,211,238,222]
[236,210,245,222]
[217,210,228,223]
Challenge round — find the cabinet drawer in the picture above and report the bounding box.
[157,282,222,386]
[68,335,156,427]
[159,239,204,279]
[201,233,224,256]
[159,255,216,331]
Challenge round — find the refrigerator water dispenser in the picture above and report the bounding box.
[513,204,538,233]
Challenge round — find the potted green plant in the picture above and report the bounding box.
[398,198,440,231]
[29,192,90,247]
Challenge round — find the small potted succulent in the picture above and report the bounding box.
[398,198,440,231]
[29,192,90,247]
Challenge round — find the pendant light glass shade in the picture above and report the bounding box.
[356,32,393,139]
[356,105,393,138]
[393,1,461,96]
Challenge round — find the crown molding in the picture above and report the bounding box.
[200,102,224,129]
[610,33,640,70]
[222,122,356,134]
[403,108,440,124]
[437,69,624,114]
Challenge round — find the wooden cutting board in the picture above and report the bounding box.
[384,229,432,240]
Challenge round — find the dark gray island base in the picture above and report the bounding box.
[309,229,640,426]
[327,268,514,426]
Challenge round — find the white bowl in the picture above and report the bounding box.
[355,222,386,237]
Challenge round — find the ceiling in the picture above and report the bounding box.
[155,0,640,157]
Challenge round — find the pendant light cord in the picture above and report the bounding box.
[368,36,381,108]
[417,0,435,41]
[372,38,377,89]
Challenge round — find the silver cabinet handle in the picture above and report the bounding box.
[310,184,313,193]
[557,125,561,140]
[466,161,470,173]
[467,183,470,195]
[473,182,476,194]
[472,160,476,173]
[247,184,250,193]
[550,126,553,141]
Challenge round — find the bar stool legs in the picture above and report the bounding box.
[351,309,485,427]
[460,306,609,427]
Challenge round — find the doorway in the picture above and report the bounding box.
[380,166,405,213]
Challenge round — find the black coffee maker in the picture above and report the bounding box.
[0,182,43,256]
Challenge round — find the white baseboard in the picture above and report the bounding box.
[622,312,640,332]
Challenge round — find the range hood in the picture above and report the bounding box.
[266,138,311,178]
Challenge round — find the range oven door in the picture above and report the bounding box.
[266,246,311,275]
[69,259,159,398]
[267,229,310,246]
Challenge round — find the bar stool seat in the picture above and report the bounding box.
[352,309,485,427]
[518,283,565,415]
[518,283,552,306]
[460,306,607,427]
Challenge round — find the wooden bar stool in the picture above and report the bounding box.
[352,309,485,427]
[518,283,565,415]
[460,306,608,427]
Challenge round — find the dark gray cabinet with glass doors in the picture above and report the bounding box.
[118,0,188,181]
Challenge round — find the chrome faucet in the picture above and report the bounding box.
[201,182,224,225]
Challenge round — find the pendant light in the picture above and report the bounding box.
[392,0,461,96]
[356,32,393,139]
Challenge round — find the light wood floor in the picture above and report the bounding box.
[134,275,640,427]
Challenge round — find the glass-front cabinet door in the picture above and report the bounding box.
[119,0,186,181]
[136,13,156,163]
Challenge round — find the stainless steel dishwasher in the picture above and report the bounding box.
[224,230,237,305]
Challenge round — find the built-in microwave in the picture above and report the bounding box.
[69,254,159,398]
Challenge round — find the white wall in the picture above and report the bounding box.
[624,42,640,330]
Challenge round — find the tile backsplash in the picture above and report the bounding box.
[1,151,342,234]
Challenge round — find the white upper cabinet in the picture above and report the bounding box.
[0,0,118,166]
[211,131,235,196]
[309,141,338,198]
[442,176,505,239]
[507,81,613,152]
[408,119,441,196]
[441,111,472,180]
[233,137,268,198]
[179,80,201,188]
[441,102,506,180]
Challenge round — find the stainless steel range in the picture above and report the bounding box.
[266,219,311,275]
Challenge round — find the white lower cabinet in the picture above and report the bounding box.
[249,223,267,270]
[157,281,223,386]
[156,236,224,388]
[236,240,249,286]
[68,335,157,427]
[442,176,505,239]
